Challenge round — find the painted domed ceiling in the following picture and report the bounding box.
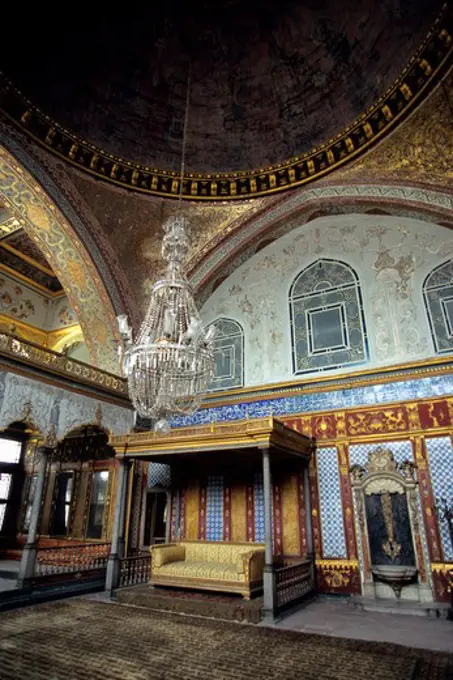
[1,0,450,199]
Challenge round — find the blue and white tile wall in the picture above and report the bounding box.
[206,475,224,541]
[148,463,171,488]
[425,437,453,561]
[171,374,453,427]
[349,440,413,467]
[316,447,347,558]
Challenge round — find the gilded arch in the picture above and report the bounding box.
[0,145,121,373]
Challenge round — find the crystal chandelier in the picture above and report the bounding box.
[117,66,216,435]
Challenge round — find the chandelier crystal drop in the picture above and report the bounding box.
[117,214,215,434]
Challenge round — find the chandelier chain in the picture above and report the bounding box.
[179,61,192,206]
[117,58,215,434]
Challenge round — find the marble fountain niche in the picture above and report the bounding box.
[350,447,433,604]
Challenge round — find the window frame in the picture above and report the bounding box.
[423,260,453,355]
[289,258,369,375]
[86,469,110,540]
[0,435,25,535]
[207,318,245,392]
[49,471,74,537]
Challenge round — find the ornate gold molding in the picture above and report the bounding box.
[316,559,359,570]
[0,331,127,396]
[0,6,452,200]
[111,416,314,459]
[431,562,453,575]
[0,314,82,351]
[0,240,55,277]
[0,262,65,298]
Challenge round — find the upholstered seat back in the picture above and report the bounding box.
[182,541,263,564]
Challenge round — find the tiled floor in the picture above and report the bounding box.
[266,598,453,653]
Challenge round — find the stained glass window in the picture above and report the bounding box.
[423,260,453,354]
[207,318,244,391]
[289,259,368,374]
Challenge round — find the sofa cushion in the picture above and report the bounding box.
[153,544,185,568]
[182,542,262,564]
[154,560,246,582]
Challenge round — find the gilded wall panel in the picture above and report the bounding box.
[0,146,121,373]
[230,485,247,543]
[71,471,90,538]
[185,481,200,541]
[340,71,453,190]
[281,474,300,556]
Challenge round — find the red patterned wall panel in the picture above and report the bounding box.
[170,492,177,541]
[272,482,283,556]
[179,488,186,540]
[198,483,207,540]
[308,457,323,559]
[412,437,443,563]
[337,444,358,560]
[432,569,453,603]
[223,483,232,541]
[311,414,337,440]
[418,401,451,430]
[296,472,307,557]
[316,562,361,595]
[246,483,255,542]
[345,406,409,437]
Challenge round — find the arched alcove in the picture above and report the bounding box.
[0,145,121,373]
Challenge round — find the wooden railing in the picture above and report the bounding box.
[35,542,110,577]
[275,558,314,610]
[119,554,152,588]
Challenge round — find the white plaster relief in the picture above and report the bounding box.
[201,215,453,387]
[190,185,453,287]
[0,370,134,439]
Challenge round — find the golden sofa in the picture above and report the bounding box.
[150,541,265,599]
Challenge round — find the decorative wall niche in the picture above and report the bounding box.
[350,446,432,603]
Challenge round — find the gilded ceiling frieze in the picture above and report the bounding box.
[0,5,451,200]
[339,70,453,187]
[68,170,270,313]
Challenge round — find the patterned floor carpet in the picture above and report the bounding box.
[116,584,263,622]
[0,599,452,679]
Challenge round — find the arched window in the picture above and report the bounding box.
[208,318,244,391]
[289,259,368,375]
[423,260,453,354]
